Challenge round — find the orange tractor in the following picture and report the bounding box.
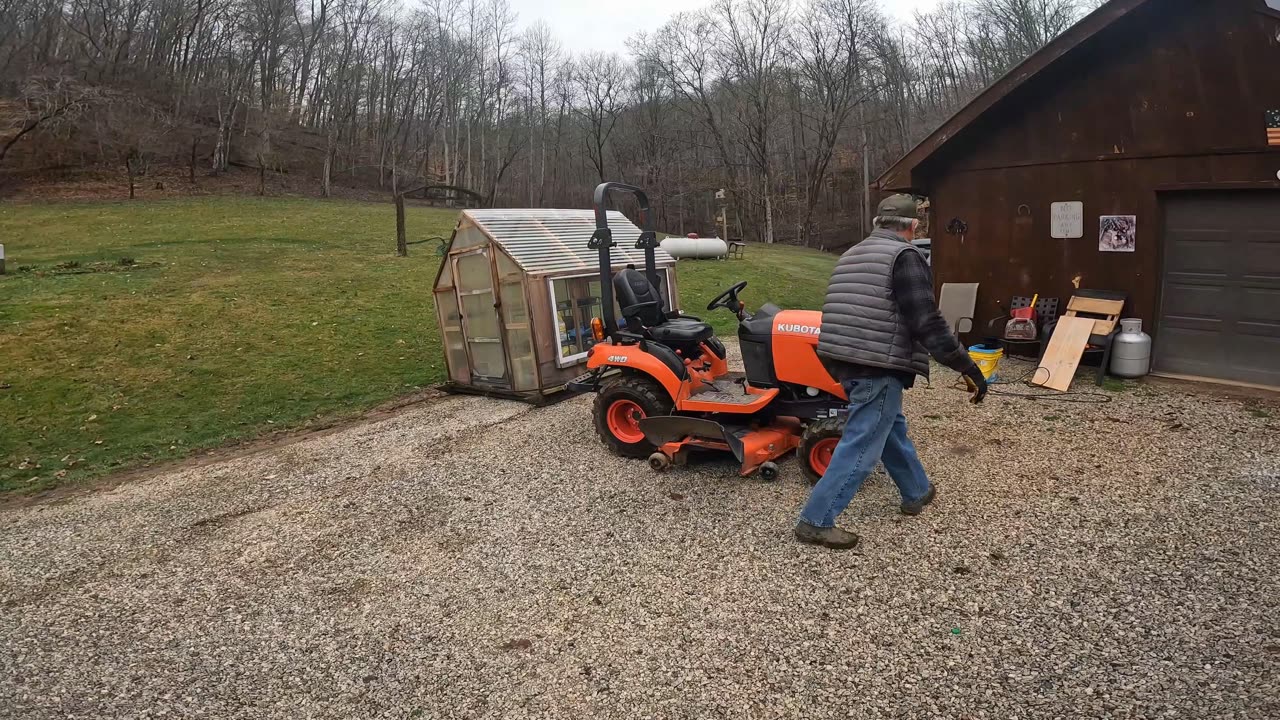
[569,182,850,482]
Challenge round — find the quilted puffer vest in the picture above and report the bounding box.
[816,230,930,378]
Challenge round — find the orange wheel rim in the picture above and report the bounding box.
[809,438,838,476]
[606,400,646,444]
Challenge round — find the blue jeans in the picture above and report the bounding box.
[799,376,932,528]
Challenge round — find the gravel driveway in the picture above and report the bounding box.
[3,358,1278,719]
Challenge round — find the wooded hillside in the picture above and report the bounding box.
[0,0,1101,245]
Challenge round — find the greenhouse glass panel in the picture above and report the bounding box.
[435,291,469,383]
[453,248,506,382]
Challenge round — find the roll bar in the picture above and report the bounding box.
[589,182,661,339]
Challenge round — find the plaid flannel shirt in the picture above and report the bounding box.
[893,250,976,374]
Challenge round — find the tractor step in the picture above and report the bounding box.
[696,372,745,388]
[689,387,759,405]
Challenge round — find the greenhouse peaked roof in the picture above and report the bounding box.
[465,209,675,276]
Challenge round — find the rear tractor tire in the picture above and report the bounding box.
[593,374,674,459]
[799,418,845,486]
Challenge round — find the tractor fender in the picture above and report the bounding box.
[587,343,684,399]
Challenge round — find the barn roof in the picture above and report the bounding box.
[464,208,676,276]
[877,0,1154,192]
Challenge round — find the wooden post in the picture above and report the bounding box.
[0,243,5,275]
[860,103,871,240]
[322,152,332,198]
[394,193,408,257]
[125,153,137,200]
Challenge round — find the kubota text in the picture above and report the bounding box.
[776,323,820,335]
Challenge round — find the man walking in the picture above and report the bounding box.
[795,194,988,550]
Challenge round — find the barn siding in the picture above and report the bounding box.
[928,0,1278,172]
[918,0,1280,334]
[932,154,1280,331]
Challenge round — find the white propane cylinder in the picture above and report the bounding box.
[660,234,729,259]
[1110,318,1152,378]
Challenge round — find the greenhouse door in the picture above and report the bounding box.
[452,248,508,386]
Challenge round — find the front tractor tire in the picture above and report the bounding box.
[593,375,674,458]
[799,418,845,486]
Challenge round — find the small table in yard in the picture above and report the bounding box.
[726,241,746,259]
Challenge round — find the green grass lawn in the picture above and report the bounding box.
[0,197,836,493]
[0,197,457,493]
[674,245,838,336]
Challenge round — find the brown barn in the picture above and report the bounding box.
[879,0,1280,388]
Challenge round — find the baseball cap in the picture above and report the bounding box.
[876,194,919,220]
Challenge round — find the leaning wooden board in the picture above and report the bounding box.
[1033,315,1095,392]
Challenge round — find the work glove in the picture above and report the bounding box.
[962,366,989,404]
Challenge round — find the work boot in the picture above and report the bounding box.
[794,521,860,550]
[901,485,937,516]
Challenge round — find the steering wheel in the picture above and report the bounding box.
[707,281,748,312]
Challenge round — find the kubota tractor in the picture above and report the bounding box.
[568,182,850,483]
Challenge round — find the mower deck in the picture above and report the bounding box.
[639,415,802,477]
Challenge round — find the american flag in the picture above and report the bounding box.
[1269,110,1280,147]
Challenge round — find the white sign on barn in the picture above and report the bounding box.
[1051,202,1084,239]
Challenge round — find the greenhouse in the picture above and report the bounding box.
[433,208,679,401]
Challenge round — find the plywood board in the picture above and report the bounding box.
[1033,315,1095,392]
[1067,297,1124,316]
[1088,318,1117,336]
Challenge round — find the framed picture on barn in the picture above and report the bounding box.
[1099,215,1137,253]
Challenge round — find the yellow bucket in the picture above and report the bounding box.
[968,344,1004,381]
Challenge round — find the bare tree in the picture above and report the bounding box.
[714,0,789,244]
[640,12,742,230]
[520,20,559,205]
[791,0,879,246]
[0,77,98,168]
[93,92,174,198]
[292,0,333,122]
[971,0,1085,63]
[572,51,627,183]
[0,0,1095,246]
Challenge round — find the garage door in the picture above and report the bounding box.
[1156,191,1280,387]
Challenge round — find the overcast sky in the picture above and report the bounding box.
[506,0,940,54]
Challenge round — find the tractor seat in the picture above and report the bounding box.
[649,319,714,347]
[613,267,715,352]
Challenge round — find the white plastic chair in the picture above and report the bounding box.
[939,283,979,335]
